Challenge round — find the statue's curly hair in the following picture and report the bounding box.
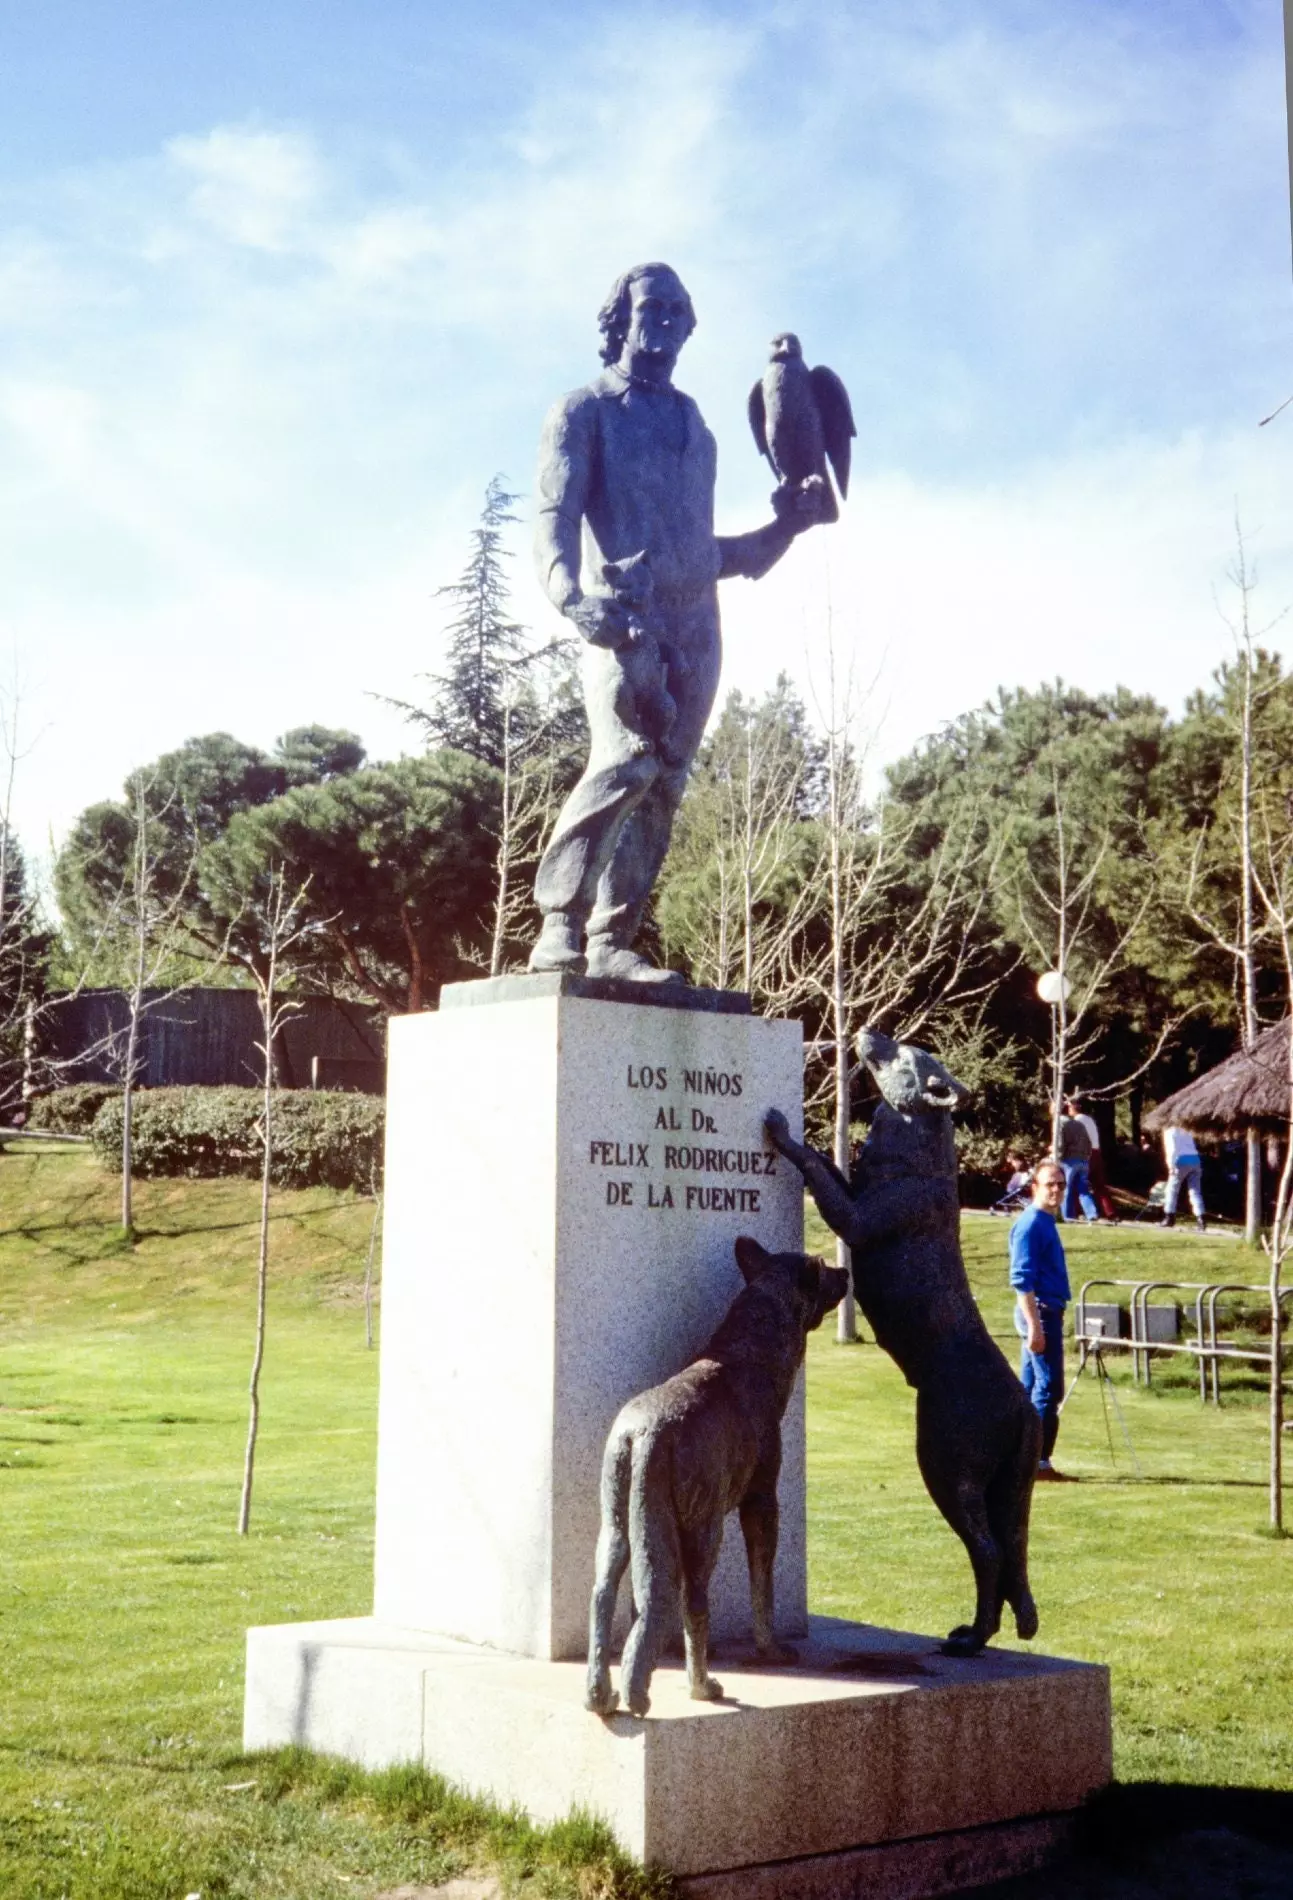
[597,263,696,366]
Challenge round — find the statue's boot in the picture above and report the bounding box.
[529,912,587,975]
[586,934,684,985]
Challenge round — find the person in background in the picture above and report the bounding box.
[1003,1151,1031,1199]
[1057,1104,1098,1222]
[1009,1160,1074,1481]
[990,1150,1033,1216]
[1161,1124,1206,1233]
[1067,1095,1117,1222]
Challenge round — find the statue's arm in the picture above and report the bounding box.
[717,486,823,582]
[534,395,592,614]
[716,518,796,582]
[535,396,629,646]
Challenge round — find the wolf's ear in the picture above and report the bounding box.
[734,1235,768,1282]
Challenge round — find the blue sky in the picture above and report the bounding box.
[2,1,1292,867]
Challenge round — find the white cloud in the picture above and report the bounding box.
[719,423,1293,767]
[0,0,1289,889]
[0,379,100,483]
[167,126,323,251]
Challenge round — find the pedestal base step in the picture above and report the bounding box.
[244,1615,1110,1885]
[678,1812,1076,1900]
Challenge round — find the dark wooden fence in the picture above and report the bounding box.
[39,988,386,1093]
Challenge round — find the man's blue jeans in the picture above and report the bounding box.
[1062,1160,1097,1222]
[1164,1160,1204,1219]
[1015,1301,1066,1462]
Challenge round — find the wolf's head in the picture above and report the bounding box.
[854,1028,970,1116]
[733,1235,850,1331]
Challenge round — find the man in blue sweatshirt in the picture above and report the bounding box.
[1009,1160,1073,1481]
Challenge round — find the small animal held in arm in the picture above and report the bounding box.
[748,333,856,525]
[598,550,682,763]
[585,1236,848,1718]
[765,1030,1042,1657]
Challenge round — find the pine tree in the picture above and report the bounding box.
[423,476,530,767]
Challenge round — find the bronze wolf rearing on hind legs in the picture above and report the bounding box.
[765,1029,1041,1656]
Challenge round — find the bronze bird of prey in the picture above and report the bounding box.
[748,333,855,525]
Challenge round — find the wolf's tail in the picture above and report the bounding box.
[600,1423,635,1535]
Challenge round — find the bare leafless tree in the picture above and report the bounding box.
[238,870,310,1536]
[1184,524,1289,1241]
[363,1163,382,1351]
[484,675,565,977]
[1001,763,1155,1157]
[114,780,211,1237]
[0,671,56,1114]
[1246,796,1293,1530]
[1263,1031,1291,1534]
[775,639,1001,1341]
[664,693,819,999]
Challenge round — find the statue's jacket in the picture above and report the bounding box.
[536,371,724,640]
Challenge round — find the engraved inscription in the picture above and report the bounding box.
[585,1055,777,1215]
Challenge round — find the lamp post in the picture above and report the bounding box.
[1285,0,1292,278]
[1037,969,1072,1156]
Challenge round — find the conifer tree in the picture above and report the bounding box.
[422,476,530,767]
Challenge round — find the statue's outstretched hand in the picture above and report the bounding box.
[567,595,632,650]
[771,476,827,536]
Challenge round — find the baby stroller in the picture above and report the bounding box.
[989,1169,1032,1217]
[1136,1181,1168,1223]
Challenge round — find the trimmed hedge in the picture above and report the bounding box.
[90,1087,384,1191]
[30,1084,122,1135]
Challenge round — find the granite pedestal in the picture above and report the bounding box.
[245,1615,1110,1889]
[373,976,807,1656]
[243,976,1112,1894]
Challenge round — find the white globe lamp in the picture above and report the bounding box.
[1036,970,1071,1006]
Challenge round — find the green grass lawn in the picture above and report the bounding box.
[1,1146,1291,1897]
[804,1206,1293,1797]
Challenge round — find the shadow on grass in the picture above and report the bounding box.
[1087,1779,1293,1851]
[0,1184,117,1239]
[6,1206,307,1244]
[128,1202,372,1243]
[972,1782,1293,1897]
[1070,1474,1270,1489]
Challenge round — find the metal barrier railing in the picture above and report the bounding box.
[1074,1277,1293,1405]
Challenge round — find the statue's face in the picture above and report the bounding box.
[619,269,691,382]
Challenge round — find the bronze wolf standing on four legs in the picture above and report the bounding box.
[586,1237,847,1717]
[766,1028,1041,1656]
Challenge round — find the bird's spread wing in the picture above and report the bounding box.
[747,380,770,465]
[810,365,856,499]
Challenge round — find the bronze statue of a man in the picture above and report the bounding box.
[529,262,822,984]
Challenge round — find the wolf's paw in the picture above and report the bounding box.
[941,1625,986,1658]
[690,1676,724,1702]
[585,1680,620,1717]
[751,1642,799,1667]
[626,1687,651,1718]
[764,1108,791,1148]
[1014,1595,1039,1641]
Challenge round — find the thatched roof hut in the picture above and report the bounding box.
[1144,1021,1293,1138]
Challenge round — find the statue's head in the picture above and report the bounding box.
[597,263,697,375]
[854,1027,970,1117]
[770,332,803,361]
